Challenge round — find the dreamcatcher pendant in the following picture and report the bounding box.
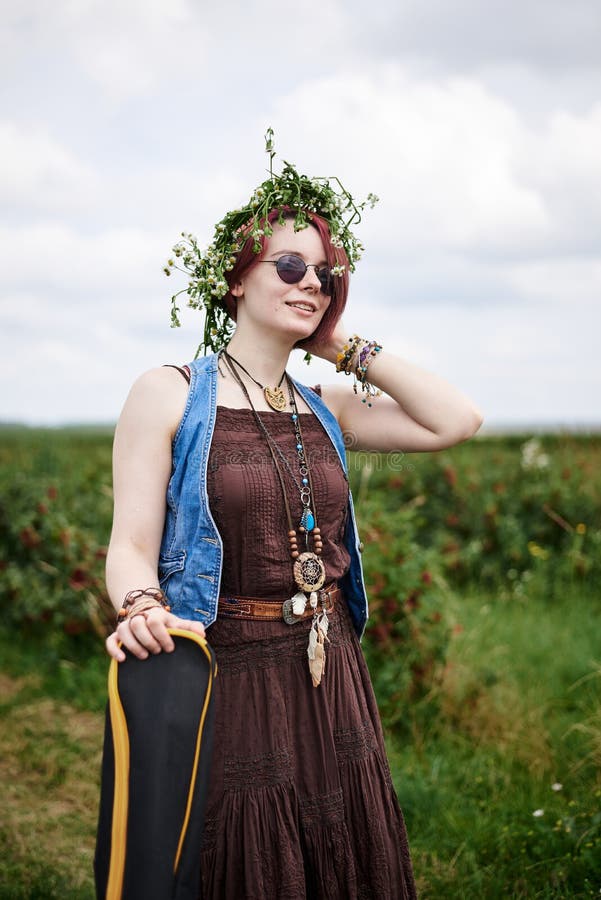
[293,551,326,593]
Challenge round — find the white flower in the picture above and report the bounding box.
[532,809,544,817]
[551,783,563,792]
[521,438,550,471]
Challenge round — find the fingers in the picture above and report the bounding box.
[106,631,127,663]
[105,610,206,662]
[166,613,206,638]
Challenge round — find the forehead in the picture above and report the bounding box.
[265,218,326,260]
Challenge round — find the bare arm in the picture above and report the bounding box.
[308,321,484,453]
[105,367,205,661]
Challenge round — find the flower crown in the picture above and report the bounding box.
[164,128,378,360]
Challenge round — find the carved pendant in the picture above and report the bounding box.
[293,552,326,593]
[264,386,286,411]
[292,591,307,616]
[282,591,308,624]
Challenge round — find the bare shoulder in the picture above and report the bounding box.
[119,366,190,440]
[317,383,346,419]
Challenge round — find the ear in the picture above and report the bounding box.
[230,281,244,298]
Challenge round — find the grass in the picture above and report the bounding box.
[1,582,600,897]
[389,581,601,898]
[1,429,600,896]
[0,688,104,897]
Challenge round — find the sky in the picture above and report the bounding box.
[1,0,600,430]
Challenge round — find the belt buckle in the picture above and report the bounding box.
[282,586,335,624]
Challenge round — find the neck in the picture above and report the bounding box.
[224,332,293,386]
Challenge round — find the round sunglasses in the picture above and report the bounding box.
[259,254,333,296]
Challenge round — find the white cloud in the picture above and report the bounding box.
[268,66,601,265]
[2,0,206,102]
[350,0,601,71]
[1,2,600,427]
[0,122,100,213]
[0,223,166,304]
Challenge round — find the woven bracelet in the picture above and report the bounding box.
[118,587,170,621]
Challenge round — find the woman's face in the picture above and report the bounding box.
[231,218,331,342]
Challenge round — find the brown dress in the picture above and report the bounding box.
[199,395,418,899]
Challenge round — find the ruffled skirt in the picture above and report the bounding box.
[199,593,417,899]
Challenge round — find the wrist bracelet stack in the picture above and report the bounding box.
[118,587,171,622]
[335,334,383,406]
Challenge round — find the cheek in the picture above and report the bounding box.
[318,295,332,318]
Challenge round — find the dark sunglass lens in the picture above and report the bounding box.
[275,255,306,284]
[317,267,333,295]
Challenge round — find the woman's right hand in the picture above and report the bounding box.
[105,607,206,663]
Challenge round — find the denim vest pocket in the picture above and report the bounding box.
[158,550,186,588]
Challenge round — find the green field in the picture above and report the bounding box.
[1,428,600,898]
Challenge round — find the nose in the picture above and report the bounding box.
[301,265,321,292]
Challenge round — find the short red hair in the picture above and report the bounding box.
[222,207,350,349]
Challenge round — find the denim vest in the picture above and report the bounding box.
[158,353,369,639]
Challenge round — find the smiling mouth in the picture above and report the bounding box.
[286,302,316,313]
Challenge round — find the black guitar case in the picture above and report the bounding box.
[94,629,217,899]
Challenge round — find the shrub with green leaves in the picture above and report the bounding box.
[0,429,114,641]
[357,498,453,732]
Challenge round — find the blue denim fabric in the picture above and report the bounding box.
[158,353,369,639]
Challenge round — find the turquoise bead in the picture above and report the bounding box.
[306,512,315,531]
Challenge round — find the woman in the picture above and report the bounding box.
[104,142,483,898]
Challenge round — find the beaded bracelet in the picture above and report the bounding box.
[118,587,171,621]
[335,334,363,374]
[336,335,383,406]
[355,340,382,386]
[355,341,382,405]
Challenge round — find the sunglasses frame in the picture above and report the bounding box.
[259,254,333,296]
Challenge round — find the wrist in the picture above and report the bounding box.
[117,587,170,622]
[334,334,383,406]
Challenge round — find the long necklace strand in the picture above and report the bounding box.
[219,356,325,592]
[221,351,330,686]
[222,352,319,539]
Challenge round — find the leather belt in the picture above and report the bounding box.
[218,583,340,622]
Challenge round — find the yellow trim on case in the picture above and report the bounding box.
[105,656,130,899]
[169,629,216,873]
